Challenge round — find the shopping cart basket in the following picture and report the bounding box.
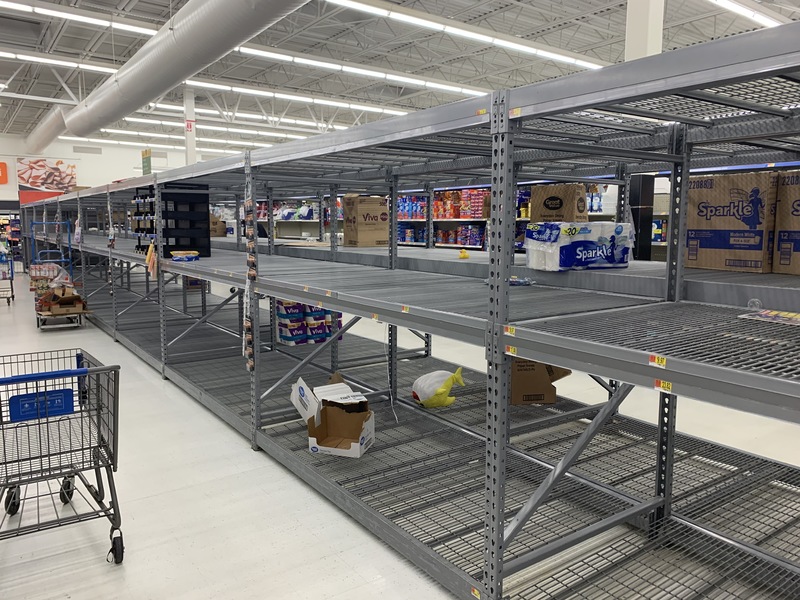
[0,349,124,563]
[0,253,12,306]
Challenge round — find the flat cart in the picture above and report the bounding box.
[0,253,12,305]
[0,349,124,563]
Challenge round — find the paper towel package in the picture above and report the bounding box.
[525,222,633,271]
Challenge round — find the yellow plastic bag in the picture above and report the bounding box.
[412,367,465,408]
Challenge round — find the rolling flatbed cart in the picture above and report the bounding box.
[0,252,13,305]
[0,349,124,562]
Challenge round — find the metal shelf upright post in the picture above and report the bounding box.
[155,181,168,379]
[244,152,262,451]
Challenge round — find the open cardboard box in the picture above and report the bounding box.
[510,358,572,405]
[38,286,87,315]
[291,373,375,458]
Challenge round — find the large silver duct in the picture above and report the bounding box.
[27,0,310,153]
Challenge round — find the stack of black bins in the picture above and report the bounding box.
[159,182,211,258]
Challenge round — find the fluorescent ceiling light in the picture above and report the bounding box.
[78,64,117,74]
[349,104,383,113]
[235,112,266,119]
[387,74,425,86]
[185,80,232,91]
[293,119,318,127]
[0,1,32,12]
[425,81,462,93]
[327,0,389,16]
[285,134,307,140]
[238,47,293,61]
[256,131,289,138]
[227,127,259,135]
[294,57,342,71]
[342,65,387,78]
[232,86,274,97]
[16,54,77,68]
[314,98,350,108]
[34,7,110,27]
[705,0,781,27]
[443,26,493,44]
[332,125,349,130]
[0,83,5,88]
[460,89,488,97]
[575,59,604,70]
[125,117,159,124]
[196,124,228,131]
[111,22,157,36]
[494,39,537,55]
[0,51,15,59]
[199,148,240,154]
[151,102,182,111]
[275,92,313,102]
[59,136,88,142]
[389,12,445,31]
[159,120,184,127]
[382,109,408,116]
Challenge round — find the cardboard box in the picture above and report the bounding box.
[773,171,800,275]
[291,375,375,458]
[686,172,778,273]
[510,359,572,405]
[343,194,389,247]
[38,286,87,314]
[210,216,227,237]
[528,184,588,223]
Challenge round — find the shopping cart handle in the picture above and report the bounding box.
[0,368,89,386]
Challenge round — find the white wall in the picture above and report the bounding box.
[0,134,187,201]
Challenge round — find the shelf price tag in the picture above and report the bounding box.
[509,107,522,118]
[303,285,309,292]
[655,379,673,393]
[505,345,518,356]
[504,326,516,337]
[649,354,667,369]
[372,313,380,321]
[325,290,332,297]
[471,588,481,599]
[316,301,324,308]
[401,305,410,313]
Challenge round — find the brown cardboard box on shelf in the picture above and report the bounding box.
[529,183,588,223]
[773,171,800,275]
[343,194,389,247]
[686,172,778,273]
[210,215,227,237]
[510,358,572,405]
[38,286,86,315]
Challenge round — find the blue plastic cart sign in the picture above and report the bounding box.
[9,389,75,422]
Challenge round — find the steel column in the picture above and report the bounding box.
[155,183,168,379]
[77,194,85,289]
[666,124,690,302]
[424,183,434,249]
[614,163,632,224]
[329,184,339,257]
[650,391,678,536]
[389,174,399,270]
[266,187,275,255]
[317,190,325,242]
[235,194,243,252]
[200,278,207,316]
[244,152,262,450]
[483,89,518,600]
[388,322,398,402]
[269,296,278,350]
[182,277,189,314]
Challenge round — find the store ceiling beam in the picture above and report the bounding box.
[680,91,792,118]
[600,104,712,127]
[507,22,800,120]
[0,91,76,106]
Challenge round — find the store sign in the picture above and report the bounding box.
[141,148,152,175]
[185,119,195,133]
[17,157,76,205]
[0,162,7,185]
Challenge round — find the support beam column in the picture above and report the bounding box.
[184,87,197,166]
[624,0,665,61]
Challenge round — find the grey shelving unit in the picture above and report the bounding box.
[22,23,800,600]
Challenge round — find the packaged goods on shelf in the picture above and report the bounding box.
[525,222,633,271]
[686,172,778,273]
[343,194,389,247]
[276,299,304,318]
[527,183,588,223]
[773,171,800,275]
[510,359,572,405]
[291,375,375,458]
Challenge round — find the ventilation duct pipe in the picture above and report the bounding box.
[27,0,310,153]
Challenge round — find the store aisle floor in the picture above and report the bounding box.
[0,279,454,600]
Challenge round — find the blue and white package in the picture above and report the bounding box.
[525,222,633,271]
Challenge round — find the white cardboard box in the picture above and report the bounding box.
[290,377,375,458]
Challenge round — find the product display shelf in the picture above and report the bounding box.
[25,24,800,600]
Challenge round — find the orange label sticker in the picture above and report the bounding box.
[476,109,488,116]
[0,162,7,185]
[509,107,522,118]
[471,588,481,599]
[372,313,379,321]
[401,306,410,313]
[504,326,516,337]
[649,354,667,369]
[655,379,673,393]
[505,345,518,356]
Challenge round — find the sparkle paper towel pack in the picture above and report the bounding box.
[525,222,633,271]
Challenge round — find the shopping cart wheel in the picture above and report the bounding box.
[109,533,124,564]
[4,486,20,516]
[59,477,75,504]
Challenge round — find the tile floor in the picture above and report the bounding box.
[1,275,799,600]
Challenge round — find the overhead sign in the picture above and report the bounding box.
[141,148,152,175]
[0,162,7,185]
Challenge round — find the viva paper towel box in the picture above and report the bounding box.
[686,172,778,273]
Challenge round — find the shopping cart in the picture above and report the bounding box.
[0,349,124,563]
[0,253,12,305]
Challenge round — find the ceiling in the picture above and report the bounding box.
[0,0,798,156]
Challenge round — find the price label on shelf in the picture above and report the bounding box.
[316,301,324,308]
[401,306,410,313]
[649,354,667,369]
[505,345,518,356]
[471,588,481,599]
[655,379,673,393]
[372,313,380,321]
[325,290,332,297]
[303,285,309,292]
[509,108,522,118]
[504,326,516,337]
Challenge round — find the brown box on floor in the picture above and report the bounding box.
[529,183,588,223]
[343,194,389,247]
[510,358,572,405]
[686,171,778,273]
[773,171,800,275]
